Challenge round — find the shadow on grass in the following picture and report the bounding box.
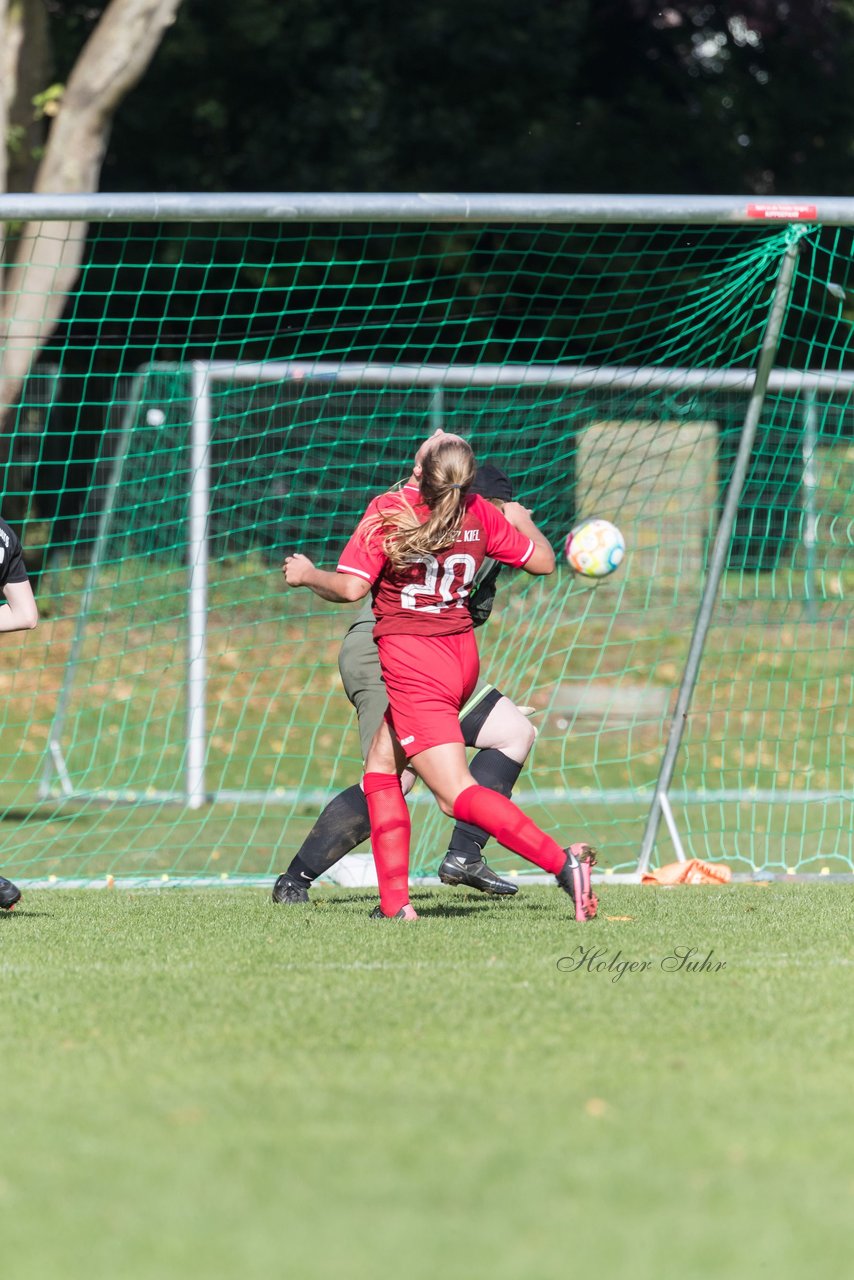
[311,890,379,907]
[308,888,510,919]
[0,805,97,825]
[410,902,498,918]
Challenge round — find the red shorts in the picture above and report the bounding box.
[376,631,480,758]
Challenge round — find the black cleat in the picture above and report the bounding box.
[271,874,310,905]
[438,853,519,896]
[0,876,22,911]
[370,903,418,921]
[555,843,598,921]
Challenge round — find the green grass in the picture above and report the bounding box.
[2,884,852,1280]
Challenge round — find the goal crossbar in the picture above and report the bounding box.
[2,191,854,225]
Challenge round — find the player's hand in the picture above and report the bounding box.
[500,501,534,529]
[282,553,315,587]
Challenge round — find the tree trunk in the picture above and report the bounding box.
[1,0,17,241]
[0,0,184,424]
[4,0,51,194]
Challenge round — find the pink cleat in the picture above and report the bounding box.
[556,844,598,921]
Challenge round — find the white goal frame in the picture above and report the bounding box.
[40,355,853,874]
[11,190,850,878]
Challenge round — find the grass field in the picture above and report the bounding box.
[2,882,852,1280]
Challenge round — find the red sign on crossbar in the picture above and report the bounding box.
[746,203,818,220]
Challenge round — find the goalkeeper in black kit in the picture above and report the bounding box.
[272,444,537,903]
[0,516,39,910]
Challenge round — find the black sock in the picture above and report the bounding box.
[284,784,372,882]
[445,749,524,864]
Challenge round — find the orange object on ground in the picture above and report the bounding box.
[642,859,732,886]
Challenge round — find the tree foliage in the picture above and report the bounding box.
[0,0,183,428]
[5,0,854,562]
[92,0,854,197]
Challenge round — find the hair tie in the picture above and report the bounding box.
[449,483,464,490]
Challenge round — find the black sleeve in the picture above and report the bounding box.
[0,518,29,590]
[468,560,502,629]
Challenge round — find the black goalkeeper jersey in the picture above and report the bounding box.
[0,516,29,590]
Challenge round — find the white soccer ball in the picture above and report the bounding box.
[564,518,625,579]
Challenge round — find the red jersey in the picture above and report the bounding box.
[337,483,534,637]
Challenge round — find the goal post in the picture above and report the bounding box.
[637,234,803,876]
[1,193,851,885]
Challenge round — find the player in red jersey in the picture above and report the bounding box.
[272,456,536,903]
[283,434,597,922]
[0,515,39,911]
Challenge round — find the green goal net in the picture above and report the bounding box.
[1,207,851,884]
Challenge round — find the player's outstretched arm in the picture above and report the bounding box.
[500,502,555,575]
[282,553,371,604]
[0,580,39,632]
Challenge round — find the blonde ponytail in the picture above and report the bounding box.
[369,438,476,571]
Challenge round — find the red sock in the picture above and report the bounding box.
[363,772,411,916]
[452,785,566,875]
